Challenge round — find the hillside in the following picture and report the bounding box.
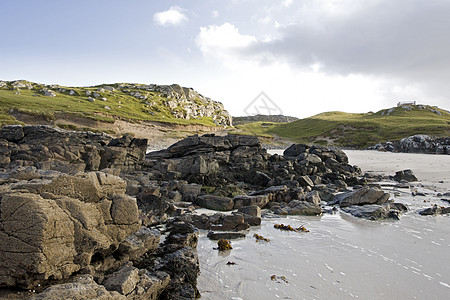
[0,80,232,127]
[232,114,298,125]
[234,104,450,149]
[0,80,233,147]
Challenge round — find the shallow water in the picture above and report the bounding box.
[197,151,450,299]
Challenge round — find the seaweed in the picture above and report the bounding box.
[274,223,310,233]
[253,233,270,242]
[270,275,289,283]
[216,239,232,251]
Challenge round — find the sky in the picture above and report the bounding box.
[1,0,449,118]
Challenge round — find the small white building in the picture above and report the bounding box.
[397,101,416,106]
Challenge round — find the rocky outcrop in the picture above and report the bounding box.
[0,171,140,289]
[146,134,268,185]
[0,125,147,171]
[368,135,450,155]
[0,80,232,127]
[146,135,361,190]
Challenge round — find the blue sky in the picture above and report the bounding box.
[1,0,449,117]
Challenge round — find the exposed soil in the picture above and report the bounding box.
[10,111,225,149]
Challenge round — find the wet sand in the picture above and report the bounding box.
[197,151,450,299]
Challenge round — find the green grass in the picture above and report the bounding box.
[0,81,222,127]
[234,106,450,148]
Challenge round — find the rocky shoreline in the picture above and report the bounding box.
[1,125,448,299]
[367,134,450,154]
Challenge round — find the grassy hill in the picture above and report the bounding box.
[233,105,450,148]
[0,80,231,130]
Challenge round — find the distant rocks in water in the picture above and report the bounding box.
[368,134,450,155]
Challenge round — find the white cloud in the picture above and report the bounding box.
[212,10,219,18]
[282,0,293,8]
[196,23,257,67]
[258,15,272,24]
[153,6,188,27]
[194,20,441,117]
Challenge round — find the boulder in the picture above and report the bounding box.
[305,190,321,206]
[271,200,322,216]
[283,144,309,157]
[233,194,269,209]
[118,227,160,261]
[0,178,140,289]
[207,232,246,240]
[237,205,261,217]
[30,275,126,300]
[331,186,390,207]
[418,205,450,216]
[393,169,418,182]
[137,192,174,226]
[0,125,24,142]
[298,175,314,187]
[103,264,140,296]
[195,194,234,211]
[342,203,408,220]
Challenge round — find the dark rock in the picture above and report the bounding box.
[237,205,261,217]
[298,175,314,187]
[342,202,408,220]
[418,205,450,215]
[195,194,234,211]
[330,186,390,207]
[137,189,175,226]
[271,200,322,216]
[233,194,270,209]
[367,134,450,155]
[283,144,309,157]
[207,232,246,240]
[393,169,418,182]
[247,170,271,186]
[0,125,24,142]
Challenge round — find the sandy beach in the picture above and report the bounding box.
[197,150,450,300]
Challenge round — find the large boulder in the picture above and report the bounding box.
[393,169,418,182]
[271,200,322,216]
[195,194,234,211]
[0,172,140,289]
[30,275,126,300]
[331,186,390,207]
[342,203,408,220]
